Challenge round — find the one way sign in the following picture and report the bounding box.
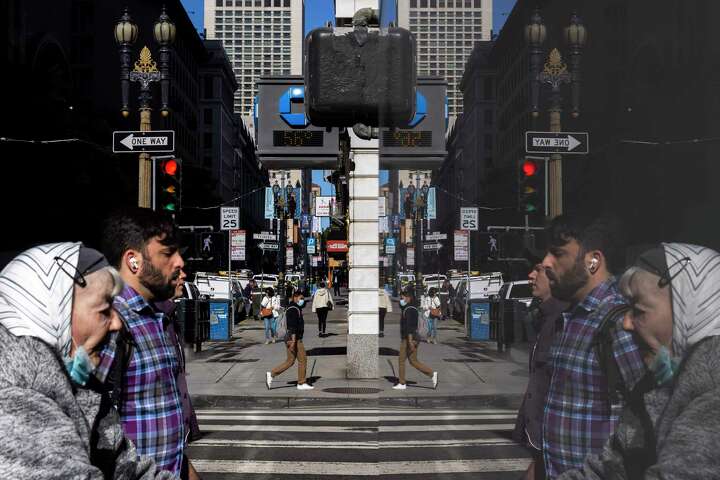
[525,131,589,155]
[113,130,175,153]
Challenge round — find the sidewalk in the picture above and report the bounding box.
[186,299,530,409]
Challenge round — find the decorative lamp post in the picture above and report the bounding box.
[116,7,176,208]
[526,10,585,217]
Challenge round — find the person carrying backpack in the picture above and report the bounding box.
[266,289,314,391]
[260,287,280,344]
[393,288,438,390]
[311,281,334,337]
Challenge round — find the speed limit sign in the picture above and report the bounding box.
[460,207,478,231]
[220,207,240,230]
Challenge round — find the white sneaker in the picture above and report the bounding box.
[297,383,314,390]
[264,340,270,345]
[392,383,407,390]
[432,372,438,389]
[266,372,272,389]
[271,338,276,344]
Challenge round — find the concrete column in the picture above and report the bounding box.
[346,130,379,379]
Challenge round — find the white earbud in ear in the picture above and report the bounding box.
[129,257,139,272]
[589,258,599,271]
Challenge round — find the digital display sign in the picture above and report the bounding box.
[273,130,324,147]
[382,130,432,148]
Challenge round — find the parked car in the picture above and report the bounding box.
[193,272,247,322]
[498,280,535,346]
[422,274,447,293]
[252,274,279,290]
[396,273,416,295]
[452,272,504,319]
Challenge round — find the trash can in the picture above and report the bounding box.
[209,299,232,341]
[467,300,491,340]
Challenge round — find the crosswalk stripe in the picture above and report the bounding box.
[194,409,518,415]
[193,458,531,475]
[190,438,516,449]
[200,423,514,432]
[197,414,517,422]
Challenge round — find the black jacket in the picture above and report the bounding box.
[513,297,568,449]
[286,302,304,340]
[400,304,419,340]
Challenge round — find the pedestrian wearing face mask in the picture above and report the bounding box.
[393,288,438,390]
[266,290,314,391]
[557,244,720,479]
[0,243,174,479]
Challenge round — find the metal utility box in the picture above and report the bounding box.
[209,299,232,341]
[305,26,416,127]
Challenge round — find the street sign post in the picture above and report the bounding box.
[525,131,589,155]
[425,231,448,241]
[112,130,175,153]
[253,232,277,241]
[220,207,240,326]
[460,208,479,231]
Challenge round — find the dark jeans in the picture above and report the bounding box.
[379,308,387,333]
[317,307,329,334]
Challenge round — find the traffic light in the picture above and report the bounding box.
[518,158,544,214]
[155,157,182,213]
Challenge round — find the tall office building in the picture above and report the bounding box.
[204,0,303,118]
[398,0,492,119]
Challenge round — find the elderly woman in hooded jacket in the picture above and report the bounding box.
[558,243,720,480]
[0,243,174,479]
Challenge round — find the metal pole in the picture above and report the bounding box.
[228,231,233,330]
[139,109,152,208]
[466,231,470,338]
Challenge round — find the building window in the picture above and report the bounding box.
[216,0,222,5]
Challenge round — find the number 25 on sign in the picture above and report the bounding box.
[460,207,478,231]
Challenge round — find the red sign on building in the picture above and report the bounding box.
[326,240,349,252]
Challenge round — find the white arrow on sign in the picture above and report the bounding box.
[532,134,582,151]
[258,242,279,250]
[423,243,443,251]
[120,133,169,151]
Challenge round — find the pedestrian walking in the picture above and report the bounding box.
[333,270,341,296]
[101,208,197,478]
[311,281,334,337]
[0,243,174,479]
[260,287,280,344]
[243,278,256,318]
[558,243,720,479]
[266,289,314,390]
[440,278,454,320]
[540,214,646,479]
[393,289,438,390]
[378,286,392,337]
[513,263,569,480]
[423,287,441,343]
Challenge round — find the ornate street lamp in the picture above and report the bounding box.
[153,7,176,117]
[115,8,138,118]
[565,12,586,118]
[524,8,546,118]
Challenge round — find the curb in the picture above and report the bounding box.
[191,394,524,410]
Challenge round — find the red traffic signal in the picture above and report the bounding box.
[522,159,538,177]
[162,159,178,176]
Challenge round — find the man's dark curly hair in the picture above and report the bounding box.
[101,207,178,268]
[546,213,625,274]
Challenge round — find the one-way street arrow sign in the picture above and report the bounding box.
[525,131,589,155]
[423,242,443,251]
[113,130,175,153]
[258,242,279,251]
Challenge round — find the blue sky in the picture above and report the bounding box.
[181,0,204,34]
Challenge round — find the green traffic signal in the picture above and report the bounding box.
[162,203,176,212]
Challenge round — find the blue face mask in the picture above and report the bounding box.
[297,299,305,307]
[649,346,678,386]
[399,299,407,307]
[63,345,97,386]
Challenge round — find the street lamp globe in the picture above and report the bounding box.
[153,7,177,46]
[272,182,280,196]
[524,9,547,47]
[286,183,294,196]
[565,13,587,49]
[114,8,138,45]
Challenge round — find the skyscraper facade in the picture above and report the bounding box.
[204,0,303,118]
[398,0,493,119]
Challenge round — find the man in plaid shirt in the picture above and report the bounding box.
[101,208,196,479]
[540,215,647,479]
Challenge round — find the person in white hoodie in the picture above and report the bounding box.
[260,287,281,344]
[423,288,442,344]
[311,281,334,337]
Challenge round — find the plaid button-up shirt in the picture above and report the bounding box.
[542,279,646,478]
[110,286,184,476]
